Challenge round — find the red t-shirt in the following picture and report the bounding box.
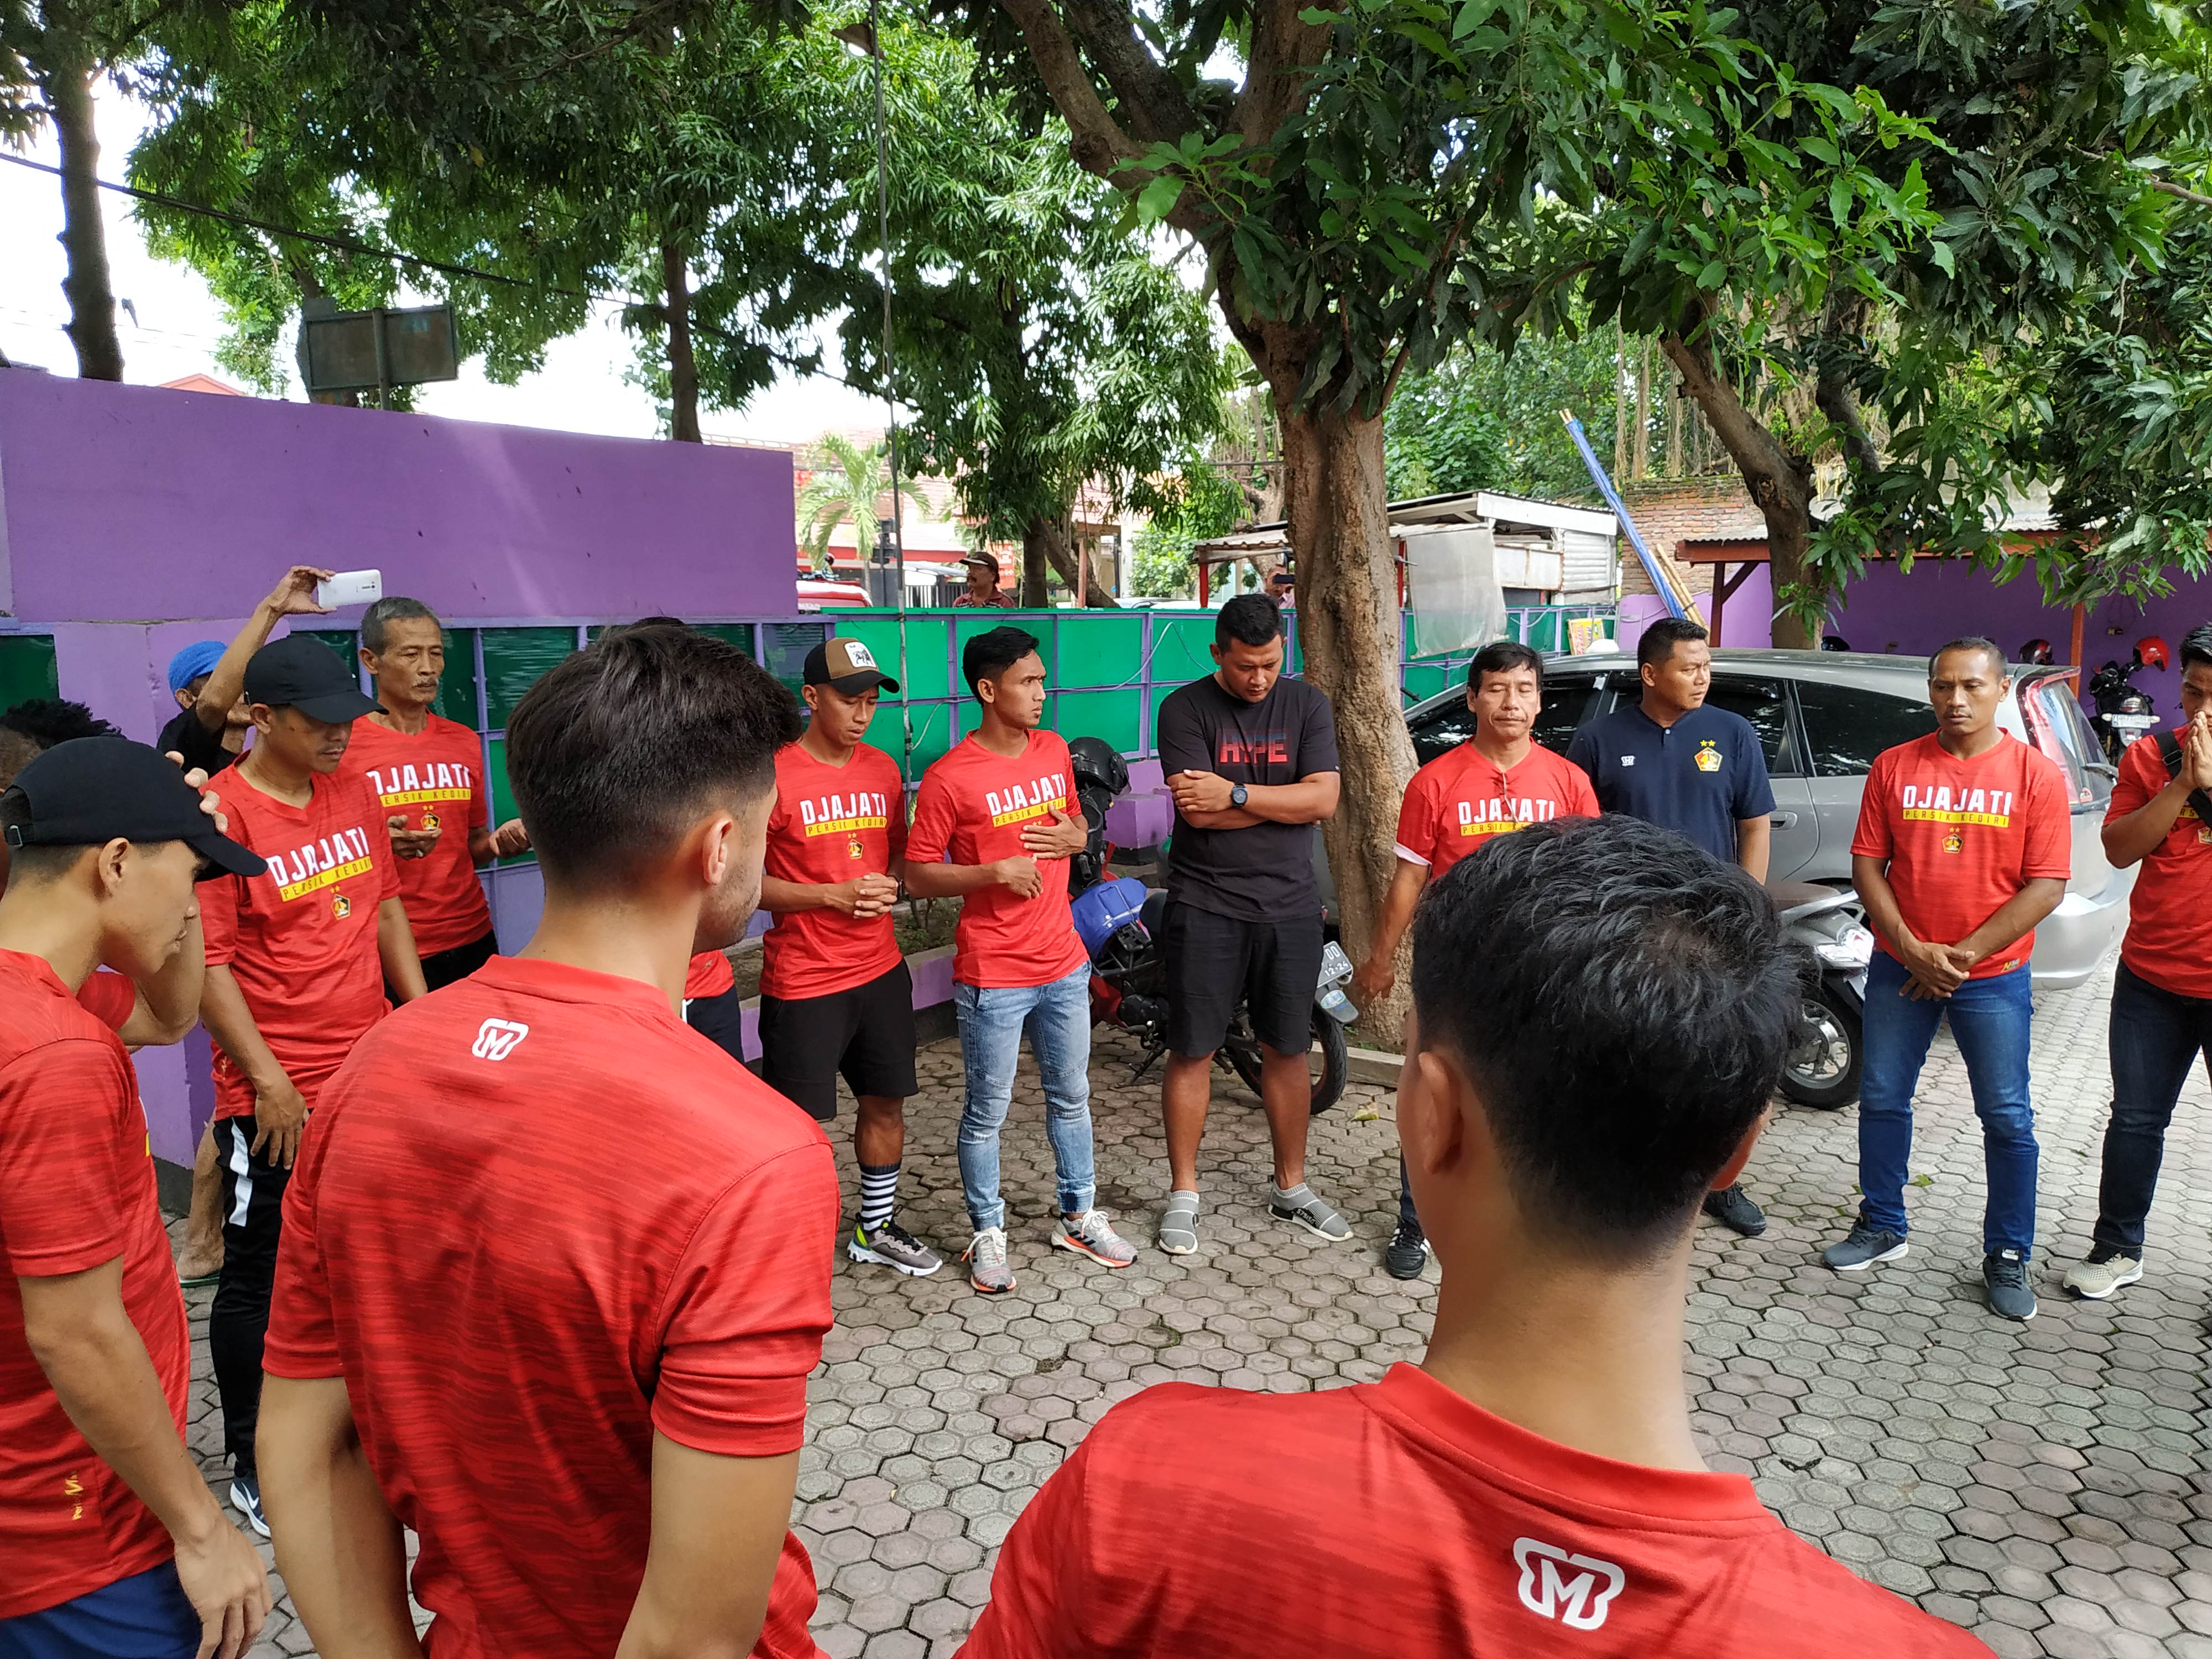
[263,954,837,1659]
[907,731,1087,989]
[200,765,401,1116]
[1394,742,1599,878]
[2109,730,2212,999]
[1850,732,2071,979]
[346,715,493,957]
[75,968,137,1033]
[685,949,735,999]
[0,952,192,1620]
[958,1365,1989,1659]
[762,742,907,1000]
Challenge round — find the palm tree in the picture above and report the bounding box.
[796,434,928,575]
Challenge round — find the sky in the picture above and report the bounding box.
[0,86,890,446]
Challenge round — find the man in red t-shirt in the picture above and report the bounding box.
[759,638,938,1275]
[958,816,1988,1659]
[1823,638,2069,1322]
[197,633,428,1535]
[258,625,835,1659]
[0,738,271,1659]
[2063,623,2212,1301]
[1350,640,1597,1279]
[350,596,530,993]
[906,626,1135,1293]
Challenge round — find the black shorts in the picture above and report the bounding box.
[685,983,748,1064]
[758,961,918,1121]
[1163,901,1322,1060]
[405,929,498,999]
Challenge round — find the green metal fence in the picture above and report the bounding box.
[273,602,1617,890]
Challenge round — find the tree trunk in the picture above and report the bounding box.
[1021,514,1119,607]
[660,234,701,443]
[46,53,123,382]
[1279,401,1418,1048]
[1662,326,1820,649]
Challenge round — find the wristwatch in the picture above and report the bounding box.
[1229,784,1249,808]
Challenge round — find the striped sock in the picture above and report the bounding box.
[858,1163,900,1233]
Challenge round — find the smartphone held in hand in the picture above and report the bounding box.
[315,569,383,609]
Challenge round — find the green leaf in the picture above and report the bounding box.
[1697,258,1726,290]
[1136,174,1186,224]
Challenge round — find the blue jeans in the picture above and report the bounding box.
[2094,963,2212,1257]
[954,963,1096,1231]
[1857,950,2038,1255]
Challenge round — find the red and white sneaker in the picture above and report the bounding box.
[1053,1209,1136,1269]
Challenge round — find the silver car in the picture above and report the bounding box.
[1399,647,2134,988]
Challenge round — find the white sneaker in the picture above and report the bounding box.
[2060,1252,2142,1300]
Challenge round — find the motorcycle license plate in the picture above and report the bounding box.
[1318,941,1353,988]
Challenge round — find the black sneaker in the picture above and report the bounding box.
[1702,1184,1767,1238]
[1384,1218,1430,1280]
[229,1471,269,1538]
[1984,1249,2037,1322]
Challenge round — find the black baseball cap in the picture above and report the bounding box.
[243,634,382,723]
[803,637,900,696]
[4,737,265,879]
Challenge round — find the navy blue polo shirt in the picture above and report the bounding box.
[1565,702,1777,864]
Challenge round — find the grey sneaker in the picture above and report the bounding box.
[1984,1250,2037,1321]
[1157,1190,1201,1255]
[1269,1183,1350,1242]
[1821,1222,1909,1272]
[964,1227,1015,1295]
[848,1218,942,1277]
[1055,1209,1136,1269]
[2061,1249,2143,1301]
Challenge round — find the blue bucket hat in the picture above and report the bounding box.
[166,640,227,696]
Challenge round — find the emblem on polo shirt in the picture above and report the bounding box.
[1512,1537,1625,1631]
[1694,740,1723,773]
[1943,829,1965,854]
[332,894,352,919]
[421,812,441,833]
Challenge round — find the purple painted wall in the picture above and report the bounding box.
[0,374,796,624]
[2,372,799,1171]
[1617,562,1773,658]
[1830,560,2212,720]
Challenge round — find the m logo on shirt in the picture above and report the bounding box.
[268,826,375,902]
[471,1018,530,1061]
[1900,782,2015,828]
[1217,733,1290,766]
[1512,1537,1625,1631]
[985,774,1069,829]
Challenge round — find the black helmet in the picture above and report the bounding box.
[2018,637,2054,665]
[1068,735,1129,800]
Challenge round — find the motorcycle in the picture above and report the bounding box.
[1771,881,1872,1109]
[2088,645,2163,763]
[1063,737,1354,1115]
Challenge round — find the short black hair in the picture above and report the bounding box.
[1636,617,1708,670]
[1927,636,2005,679]
[361,596,441,655]
[1410,815,1806,1261]
[2178,624,2212,675]
[962,626,1041,697]
[1467,640,1543,689]
[505,625,800,891]
[1216,593,1285,649]
[0,701,119,794]
[0,699,119,749]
